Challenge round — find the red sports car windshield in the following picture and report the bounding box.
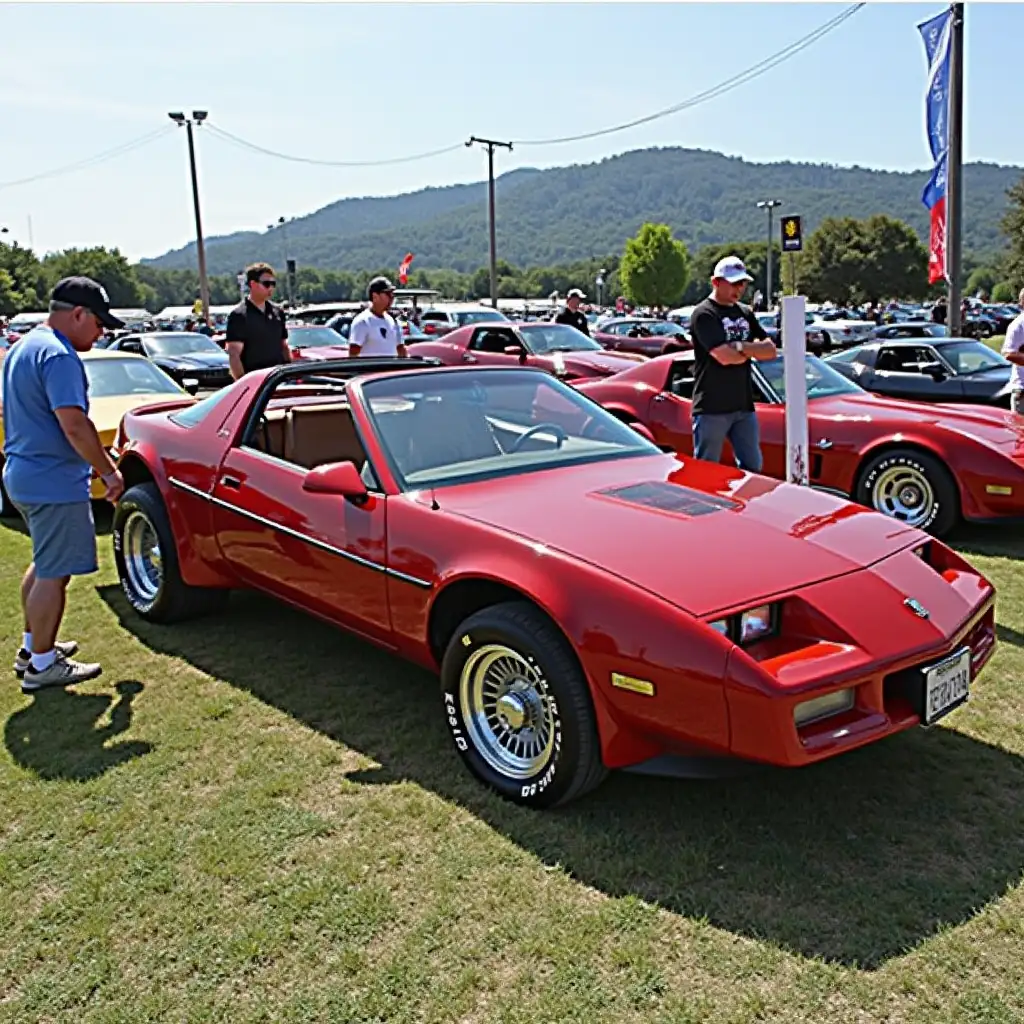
[518,323,603,354]
[359,368,657,489]
[757,354,865,402]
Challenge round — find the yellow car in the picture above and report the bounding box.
[0,348,195,513]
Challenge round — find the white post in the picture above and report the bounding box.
[781,295,809,485]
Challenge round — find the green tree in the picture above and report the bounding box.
[0,242,47,312]
[992,281,1015,303]
[0,268,25,316]
[1000,175,1024,292]
[798,215,927,304]
[42,247,146,307]
[966,265,1001,298]
[620,223,689,308]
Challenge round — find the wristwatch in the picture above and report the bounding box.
[732,341,744,352]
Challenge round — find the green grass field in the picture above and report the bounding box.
[2,509,1024,1023]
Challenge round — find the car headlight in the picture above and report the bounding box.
[709,603,780,645]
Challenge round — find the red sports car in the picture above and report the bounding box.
[109,359,995,808]
[592,317,691,357]
[407,320,646,380]
[574,350,1024,536]
[285,324,351,362]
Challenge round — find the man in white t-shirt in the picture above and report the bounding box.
[1000,288,1024,414]
[348,276,408,358]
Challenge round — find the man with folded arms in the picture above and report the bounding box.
[1,277,125,692]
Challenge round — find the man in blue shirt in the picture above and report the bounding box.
[2,277,126,693]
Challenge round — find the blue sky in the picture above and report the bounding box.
[1,2,1019,263]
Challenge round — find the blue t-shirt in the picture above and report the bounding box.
[1,325,91,504]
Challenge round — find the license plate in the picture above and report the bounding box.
[923,647,971,725]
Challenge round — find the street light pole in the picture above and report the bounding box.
[467,136,513,309]
[267,216,292,305]
[169,110,211,325]
[596,268,607,309]
[757,199,783,309]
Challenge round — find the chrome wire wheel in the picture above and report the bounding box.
[870,463,935,527]
[459,644,556,780]
[123,510,163,606]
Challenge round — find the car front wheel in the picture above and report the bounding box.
[855,448,959,537]
[113,482,228,622]
[440,601,607,808]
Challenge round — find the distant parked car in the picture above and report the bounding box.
[824,337,1015,407]
[107,332,233,390]
[591,318,691,357]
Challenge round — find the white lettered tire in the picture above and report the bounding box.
[440,601,607,808]
[855,448,958,537]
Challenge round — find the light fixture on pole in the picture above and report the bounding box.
[169,110,211,325]
[596,268,607,309]
[267,216,294,305]
[756,199,783,309]
[467,136,513,309]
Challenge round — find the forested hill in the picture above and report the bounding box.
[143,147,1021,274]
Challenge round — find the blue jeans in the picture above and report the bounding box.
[693,411,763,473]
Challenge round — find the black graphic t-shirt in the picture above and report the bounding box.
[554,307,590,336]
[689,299,767,415]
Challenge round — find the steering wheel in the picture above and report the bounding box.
[509,422,568,452]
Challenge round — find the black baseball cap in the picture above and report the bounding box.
[51,276,125,329]
[368,276,395,297]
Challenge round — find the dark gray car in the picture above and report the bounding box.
[824,337,1013,407]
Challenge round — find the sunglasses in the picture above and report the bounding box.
[258,279,277,288]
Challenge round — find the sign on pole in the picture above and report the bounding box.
[781,215,803,252]
[781,295,809,485]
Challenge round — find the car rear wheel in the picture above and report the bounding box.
[855,448,959,537]
[440,601,607,809]
[113,482,228,622]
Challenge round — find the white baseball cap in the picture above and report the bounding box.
[712,257,753,284]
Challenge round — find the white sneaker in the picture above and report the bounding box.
[14,640,79,678]
[21,653,102,693]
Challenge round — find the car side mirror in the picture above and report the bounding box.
[925,363,948,381]
[301,460,369,504]
[182,377,200,396]
[504,344,527,363]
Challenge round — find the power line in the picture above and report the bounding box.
[511,3,866,146]
[204,124,465,167]
[0,126,175,191]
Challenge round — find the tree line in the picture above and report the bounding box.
[3,186,1024,317]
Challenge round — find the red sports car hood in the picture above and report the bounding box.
[426,454,923,616]
[544,349,646,377]
[814,393,1024,454]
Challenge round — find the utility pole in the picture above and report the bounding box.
[467,136,513,309]
[169,111,211,325]
[757,199,783,309]
[946,3,965,336]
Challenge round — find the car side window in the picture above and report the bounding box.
[470,329,515,354]
[242,382,379,489]
[667,361,695,399]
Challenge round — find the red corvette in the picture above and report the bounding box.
[109,359,995,808]
[407,321,646,380]
[574,350,1024,537]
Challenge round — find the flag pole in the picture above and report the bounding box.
[946,3,965,334]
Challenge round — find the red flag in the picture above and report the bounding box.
[927,198,947,285]
[398,252,414,285]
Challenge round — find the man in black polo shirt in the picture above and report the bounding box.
[690,256,777,473]
[554,288,590,336]
[225,262,291,380]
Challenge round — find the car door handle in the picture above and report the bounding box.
[220,475,242,490]
[462,353,477,363]
[653,393,668,403]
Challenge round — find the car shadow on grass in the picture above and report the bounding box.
[97,585,1024,970]
[4,680,153,781]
